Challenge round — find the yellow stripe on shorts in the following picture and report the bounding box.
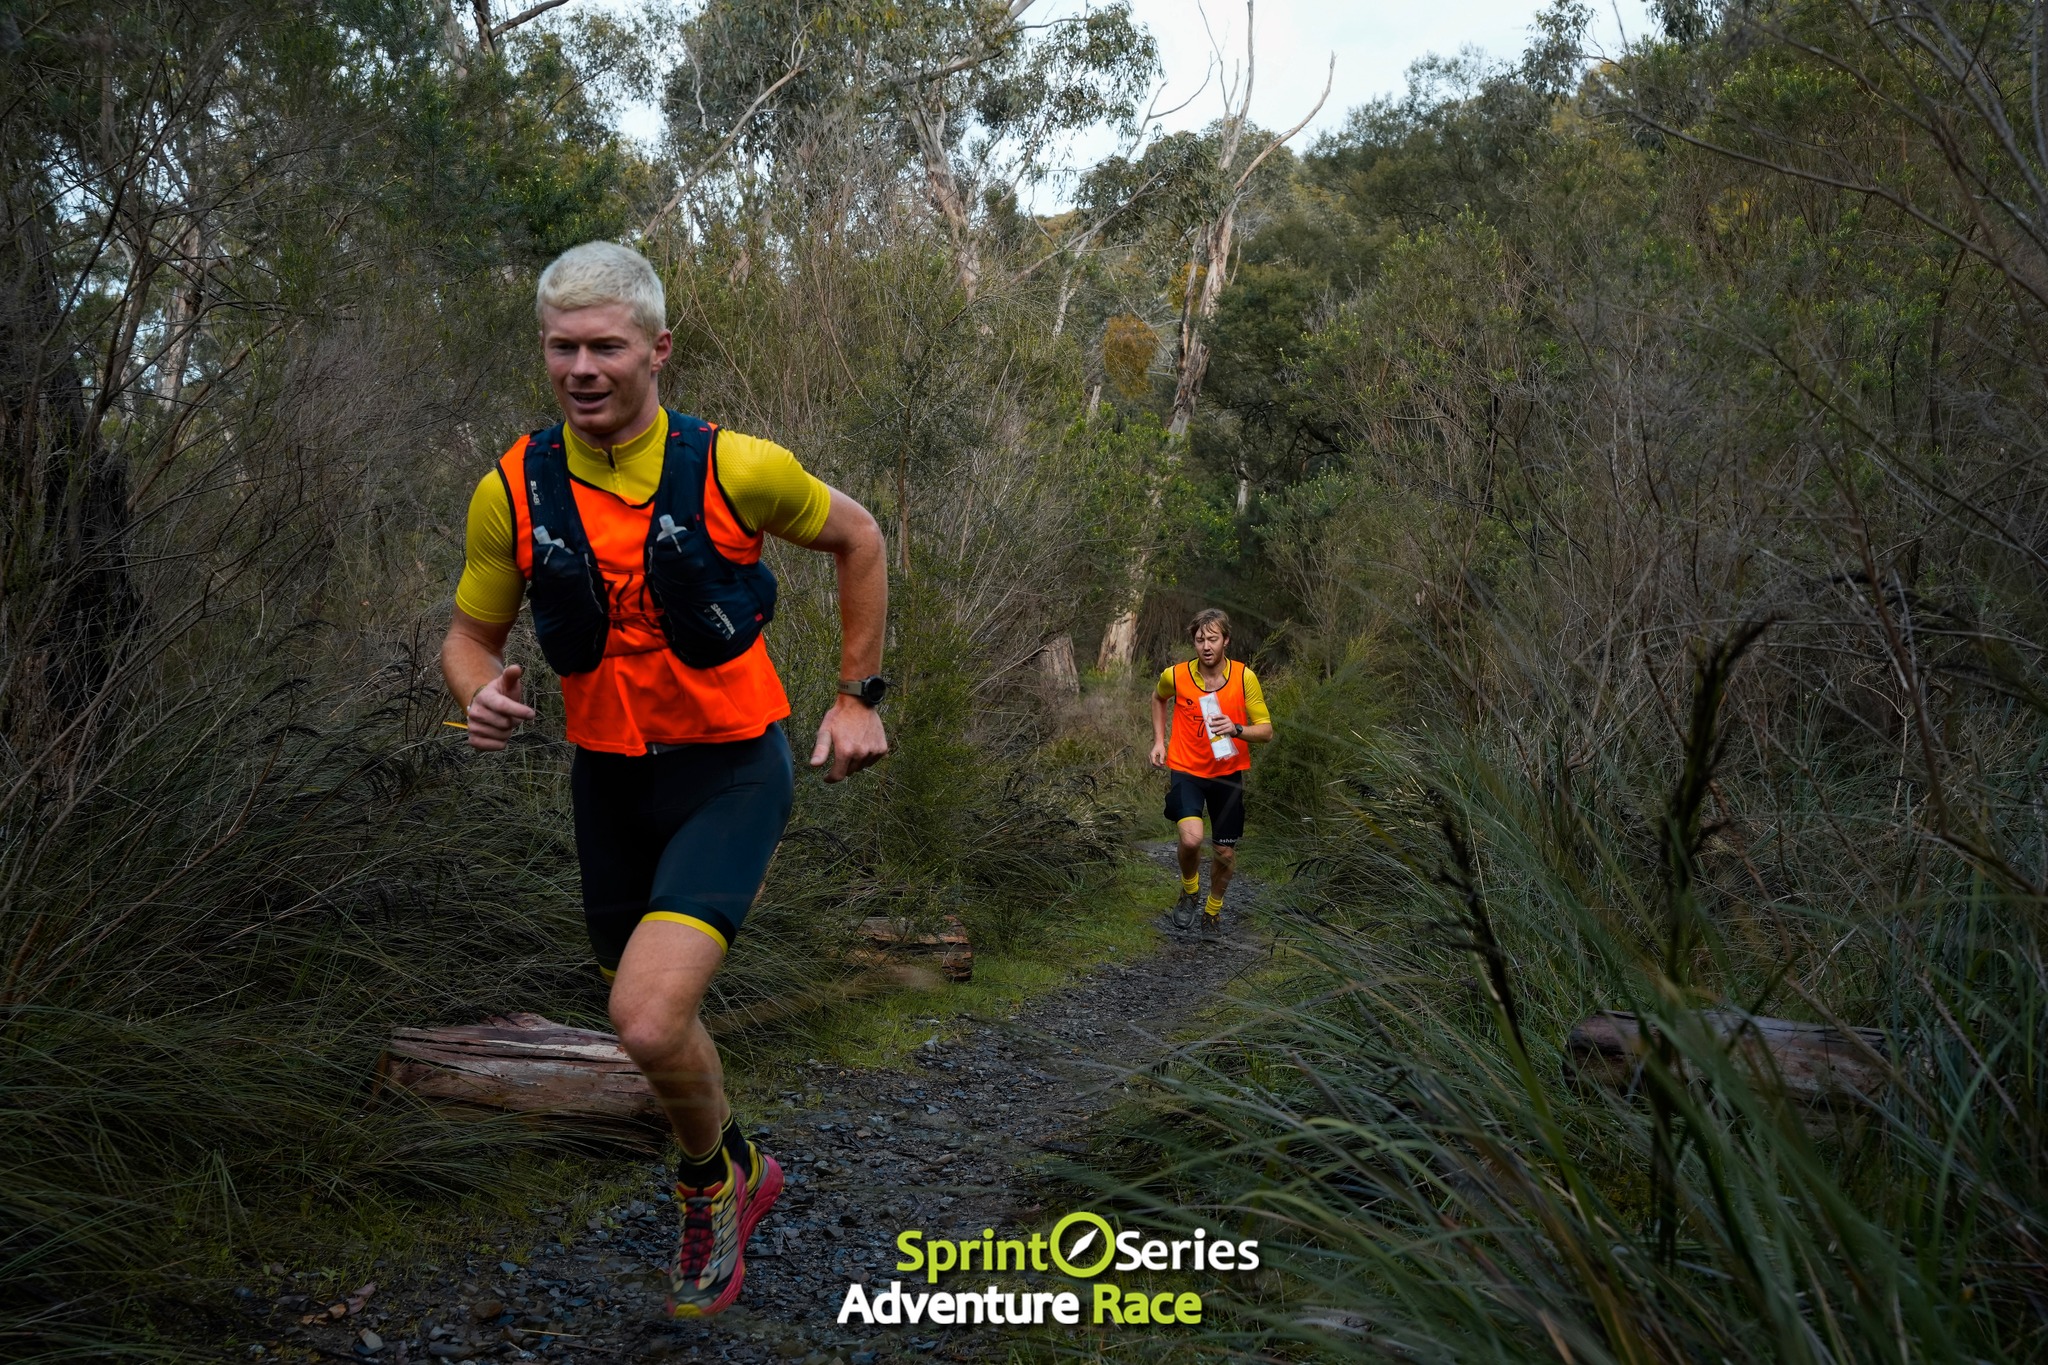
[639,910,731,952]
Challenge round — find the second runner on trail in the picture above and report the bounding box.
[1149,609,1274,939]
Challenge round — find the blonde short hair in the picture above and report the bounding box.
[536,241,666,339]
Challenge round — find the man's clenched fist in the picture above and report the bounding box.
[466,664,536,752]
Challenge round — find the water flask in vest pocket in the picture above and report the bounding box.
[656,514,734,641]
[1198,691,1237,761]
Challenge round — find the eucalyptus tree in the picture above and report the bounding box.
[1080,0,1331,669]
[650,0,1157,299]
[1,0,650,736]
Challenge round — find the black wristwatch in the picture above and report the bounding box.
[838,675,889,708]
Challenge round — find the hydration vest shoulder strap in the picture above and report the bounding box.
[649,414,715,535]
[522,424,587,558]
[641,411,777,669]
[519,424,612,676]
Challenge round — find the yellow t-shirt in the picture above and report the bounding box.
[455,411,833,624]
[1155,662,1272,725]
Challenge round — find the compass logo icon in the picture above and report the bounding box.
[1048,1211,1116,1278]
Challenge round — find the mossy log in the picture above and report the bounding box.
[1566,1010,1891,1107]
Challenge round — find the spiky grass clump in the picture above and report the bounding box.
[1092,633,2047,1362]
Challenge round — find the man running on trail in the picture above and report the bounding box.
[1150,608,1273,940]
[440,241,890,1319]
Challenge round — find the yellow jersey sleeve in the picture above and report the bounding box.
[454,470,524,624]
[715,431,832,545]
[1155,666,1177,701]
[1241,666,1272,726]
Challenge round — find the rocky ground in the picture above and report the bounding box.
[233,856,1272,1365]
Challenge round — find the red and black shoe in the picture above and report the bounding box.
[664,1150,749,1319]
[738,1143,784,1251]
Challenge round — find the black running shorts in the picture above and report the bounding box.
[1164,769,1246,846]
[569,724,794,973]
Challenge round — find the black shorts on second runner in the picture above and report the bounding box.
[1165,769,1247,846]
[569,724,794,973]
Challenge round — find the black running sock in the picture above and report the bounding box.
[675,1139,726,1190]
[721,1115,760,1187]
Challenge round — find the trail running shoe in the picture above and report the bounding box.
[664,1151,749,1319]
[1200,910,1222,940]
[739,1147,784,1252]
[1170,890,1200,933]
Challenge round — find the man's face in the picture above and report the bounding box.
[539,302,672,443]
[1193,624,1228,667]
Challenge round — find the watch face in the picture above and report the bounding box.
[863,676,889,705]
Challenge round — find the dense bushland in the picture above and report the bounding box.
[1087,1,2048,1360]
[8,0,2048,1359]
[1,2,1139,1355]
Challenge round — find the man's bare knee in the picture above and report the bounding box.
[1213,845,1236,868]
[609,997,700,1062]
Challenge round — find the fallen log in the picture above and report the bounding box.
[376,1012,662,1128]
[379,958,950,1126]
[858,915,973,982]
[379,918,975,1124]
[1566,1010,1891,1107]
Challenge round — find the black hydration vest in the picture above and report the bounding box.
[519,413,778,675]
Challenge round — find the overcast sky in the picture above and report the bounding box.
[1021,0,1654,203]
[1046,0,1652,139]
[609,0,1658,205]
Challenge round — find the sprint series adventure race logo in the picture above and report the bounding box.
[836,1212,1258,1328]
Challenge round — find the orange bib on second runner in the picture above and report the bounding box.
[1166,660,1252,778]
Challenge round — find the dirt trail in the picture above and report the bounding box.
[247,850,1268,1365]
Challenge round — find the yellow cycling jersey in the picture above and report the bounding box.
[455,411,832,625]
[1155,662,1272,725]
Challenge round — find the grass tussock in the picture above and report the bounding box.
[1084,627,2047,1363]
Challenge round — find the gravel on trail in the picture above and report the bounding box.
[236,853,1269,1365]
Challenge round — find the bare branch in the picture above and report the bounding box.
[491,0,577,40]
[882,46,1006,89]
[1012,165,1171,285]
[1231,52,1333,194]
[1146,66,1217,128]
[1241,0,1255,132]
[1197,2,1240,130]
[639,58,808,238]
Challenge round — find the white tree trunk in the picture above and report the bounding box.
[907,102,980,300]
[1094,1,1329,666]
[1096,603,1142,672]
[1096,524,1159,671]
[155,221,204,409]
